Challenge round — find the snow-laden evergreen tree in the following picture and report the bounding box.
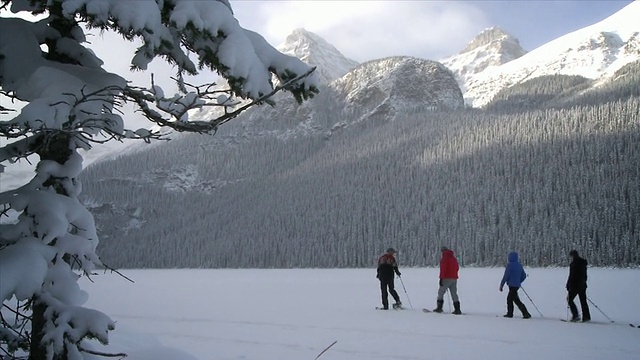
[0,0,318,358]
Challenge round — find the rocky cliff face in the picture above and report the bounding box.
[332,56,463,122]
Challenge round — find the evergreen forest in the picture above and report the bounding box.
[81,66,640,269]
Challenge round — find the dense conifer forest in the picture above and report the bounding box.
[81,69,640,269]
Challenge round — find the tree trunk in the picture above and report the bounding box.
[29,132,73,360]
[29,298,47,360]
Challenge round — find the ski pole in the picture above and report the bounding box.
[398,276,413,309]
[520,286,544,318]
[587,296,614,323]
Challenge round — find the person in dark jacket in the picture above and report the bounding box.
[499,252,531,319]
[433,246,462,314]
[377,248,402,310]
[566,249,591,322]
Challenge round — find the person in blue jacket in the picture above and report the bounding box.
[499,252,531,319]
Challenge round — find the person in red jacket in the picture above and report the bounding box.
[433,246,462,314]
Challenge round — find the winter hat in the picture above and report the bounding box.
[440,246,449,252]
[569,249,579,257]
[386,247,396,253]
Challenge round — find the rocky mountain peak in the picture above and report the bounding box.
[461,27,522,54]
[277,28,359,84]
[441,27,528,96]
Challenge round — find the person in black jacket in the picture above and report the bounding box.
[376,248,402,310]
[566,249,591,322]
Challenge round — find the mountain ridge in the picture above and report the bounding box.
[459,1,640,107]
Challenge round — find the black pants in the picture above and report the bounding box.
[380,277,400,309]
[506,287,530,316]
[568,289,591,320]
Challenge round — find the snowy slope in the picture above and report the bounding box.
[277,28,359,84]
[465,1,640,107]
[80,268,640,360]
[441,27,527,93]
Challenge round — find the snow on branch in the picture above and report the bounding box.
[60,0,319,101]
[124,66,317,134]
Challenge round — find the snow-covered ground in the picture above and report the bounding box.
[81,268,640,360]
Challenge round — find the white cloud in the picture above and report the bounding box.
[231,0,491,62]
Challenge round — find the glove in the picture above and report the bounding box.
[499,286,503,292]
[439,279,443,287]
[396,272,401,277]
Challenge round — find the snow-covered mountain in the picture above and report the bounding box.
[333,56,463,121]
[461,1,640,107]
[441,27,527,93]
[277,28,359,84]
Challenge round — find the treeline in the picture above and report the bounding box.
[486,60,640,112]
[486,74,590,112]
[81,94,640,268]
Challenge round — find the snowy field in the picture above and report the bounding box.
[80,268,640,360]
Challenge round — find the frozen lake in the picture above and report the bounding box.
[81,268,640,359]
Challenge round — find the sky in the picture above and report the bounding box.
[229,0,635,62]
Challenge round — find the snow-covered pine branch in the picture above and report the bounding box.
[0,0,318,358]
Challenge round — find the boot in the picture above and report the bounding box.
[517,303,530,319]
[433,300,444,313]
[453,301,462,315]
[392,302,403,309]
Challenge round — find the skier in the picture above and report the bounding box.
[499,252,531,319]
[433,246,462,314]
[376,248,402,310]
[566,249,591,322]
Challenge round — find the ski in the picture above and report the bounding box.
[376,307,403,310]
[423,308,465,315]
[560,319,638,328]
[497,315,532,319]
[560,319,597,323]
[422,308,446,313]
